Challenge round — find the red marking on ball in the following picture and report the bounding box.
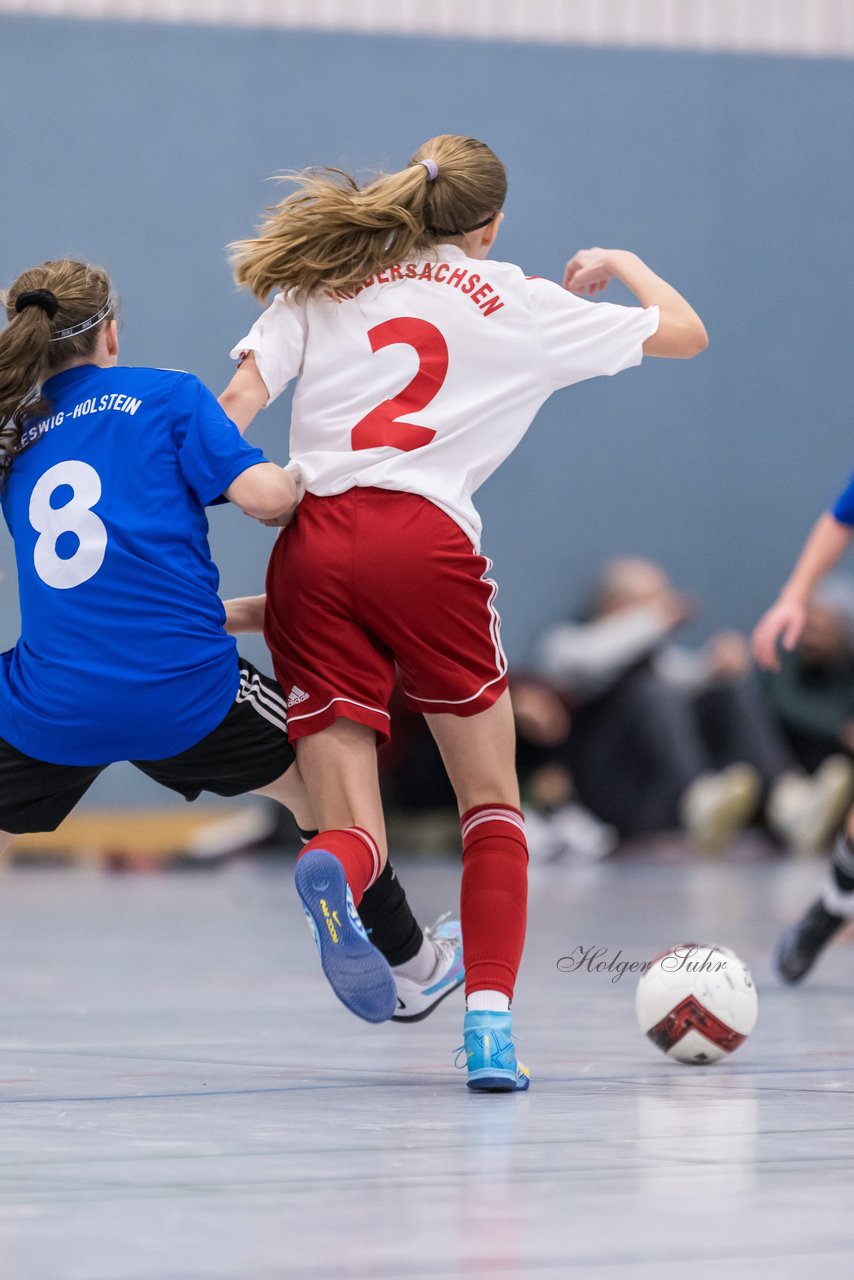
[646,994,746,1054]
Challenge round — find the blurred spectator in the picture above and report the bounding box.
[535,557,853,851]
[761,575,854,770]
[510,677,618,863]
[378,679,617,860]
[380,688,456,813]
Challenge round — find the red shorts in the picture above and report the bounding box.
[264,489,508,743]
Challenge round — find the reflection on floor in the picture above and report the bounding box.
[1,848,853,1279]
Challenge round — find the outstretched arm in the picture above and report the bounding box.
[753,513,854,670]
[563,248,708,359]
[536,603,684,699]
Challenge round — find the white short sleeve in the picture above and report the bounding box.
[229,292,308,405]
[527,276,660,391]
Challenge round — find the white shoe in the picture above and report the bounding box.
[548,803,619,861]
[391,915,465,1023]
[522,804,618,864]
[185,805,279,860]
[521,808,566,864]
[768,756,854,855]
[681,764,761,851]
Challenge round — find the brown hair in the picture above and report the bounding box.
[230,134,507,302]
[0,259,112,482]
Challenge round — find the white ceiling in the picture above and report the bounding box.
[2,0,853,58]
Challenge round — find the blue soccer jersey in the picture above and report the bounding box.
[0,364,268,765]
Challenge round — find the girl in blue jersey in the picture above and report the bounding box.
[754,479,854,984]
[0,258,463,1027]
[0,257,309,849]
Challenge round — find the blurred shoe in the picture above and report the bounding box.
[681,764,761,851]
[392,914,464,1023]
[185,805,280,860]
[768,756,854,856]
[548,803,619,861]
[776,897,846,984]
[522,804,618,864]
[521,807,565,863]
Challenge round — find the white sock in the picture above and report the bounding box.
[466,990,510,1012]
[822,879,854,918]
[392,935,437,983]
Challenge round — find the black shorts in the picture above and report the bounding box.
[0,659,296,835]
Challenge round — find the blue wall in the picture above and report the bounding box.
[1,16,853,804]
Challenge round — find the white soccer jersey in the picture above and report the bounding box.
[231,245,659,549]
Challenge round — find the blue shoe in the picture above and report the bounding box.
[458,1010,531,1092]
[295,849,397,1023]
[391,914,464,1023]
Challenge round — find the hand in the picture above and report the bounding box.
[661,592,697,630]
[706,631,752,679]
[563,248,624,297]
[510,680,571,746]
[260,509,296,529]
[752,598,806,671]
[528,762,574,810]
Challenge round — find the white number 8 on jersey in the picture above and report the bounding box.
[29,460,108,590]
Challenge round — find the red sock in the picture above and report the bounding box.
[460,805,528,1000]
[298,827,381,907]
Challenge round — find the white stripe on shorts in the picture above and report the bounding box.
[236,669,288,734]
[239,665,288,717]
[287,695,391,726]
[249,679,289,724]
[405,555,508,707]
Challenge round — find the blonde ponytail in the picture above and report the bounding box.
[230,134,507,301]
[0,260,113,483]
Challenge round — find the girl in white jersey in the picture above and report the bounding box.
[221,134,707,1091]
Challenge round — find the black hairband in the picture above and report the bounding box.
[15,289,59,320]
[428,212,497,239]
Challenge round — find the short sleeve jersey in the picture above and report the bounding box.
[0,364,267,765]
[231,244,659,549]
[833,473,854,526]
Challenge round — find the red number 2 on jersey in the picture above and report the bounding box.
[351,317,448,453]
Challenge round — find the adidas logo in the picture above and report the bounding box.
[287,686,310,708]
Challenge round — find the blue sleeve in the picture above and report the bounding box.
[832,472,854,526]
[169,374,268,507]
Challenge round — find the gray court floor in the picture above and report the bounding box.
[1,847,853,1280]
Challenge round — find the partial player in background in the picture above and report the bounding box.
[221,133,707,1090]
[0,259,307,856]
[753,484,854,981]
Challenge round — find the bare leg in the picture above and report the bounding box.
[276,728,436,993]
[294,718,388,865]
[425,690,520,813]
[252,759,316,833]
[291,719,395,1022]
[0,831,13,859]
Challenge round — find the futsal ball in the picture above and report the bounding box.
[635,944,758,1064]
